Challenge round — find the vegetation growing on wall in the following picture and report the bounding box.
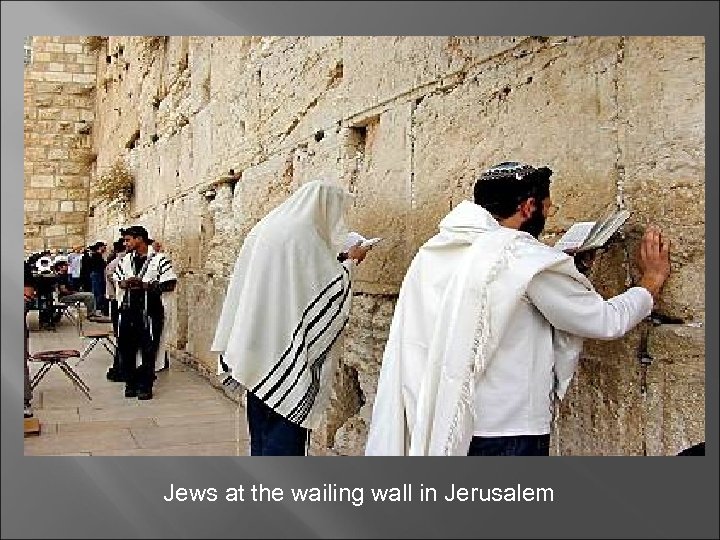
[84,36,107,52]
[93,158,135,209]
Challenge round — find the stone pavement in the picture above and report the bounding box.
[24,312,249,456]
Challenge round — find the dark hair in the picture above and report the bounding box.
[473,162,553,219]
[122,225,150,242]
[53,260,68,271]
[113,239,126,252]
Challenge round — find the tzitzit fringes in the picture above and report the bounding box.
[471,241,516,374]
[236,400,242,456]
[443,289,490,454]
[443,238,519,455]
[552,398,561,457]
[443,363,475,455]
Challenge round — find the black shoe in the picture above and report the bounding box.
[124,386,137,398]
[106,369,125,382]
[137,389,153,401]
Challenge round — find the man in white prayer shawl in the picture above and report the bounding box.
[366,162,671,456]
[211,180,372,456]
[114,226,178,401]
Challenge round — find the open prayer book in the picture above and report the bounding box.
[553,208,631,253]
[344,231,383,251]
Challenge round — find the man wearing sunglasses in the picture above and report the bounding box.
[367,162,670,456]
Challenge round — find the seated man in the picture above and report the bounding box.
[54,261,108,322]
[33,268,58,329]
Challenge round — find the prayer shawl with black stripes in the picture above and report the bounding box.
[211,181,353,430]
[113,245,178,371]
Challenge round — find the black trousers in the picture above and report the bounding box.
[37,292,56,328]
[468,434,551,456]
[118,309,163,391]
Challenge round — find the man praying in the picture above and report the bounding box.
[366,162,671,456]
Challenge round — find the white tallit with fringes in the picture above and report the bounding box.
[365,201,587,456]
[211,181,353,430]
[113,245,178,371]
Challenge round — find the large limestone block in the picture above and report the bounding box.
[621,37,704,190]
[312,362,364,452]
[644,325,705,455]
[315,294,397,455]
[207,78,259,178]
[620,37,705,320]
[341,36,522,116]
[230,152,298,244]
[412,37,622,257]
[557,327,645,455]
[156,135,181,202]
[161,193,203,274]
[125,145,158,208]
[289,128,343,186]
[184,275,232,369]
[176,124,195,192]
[621,224,705,322]
[187,36,212,115]
[581,242,632,300]
[343,105,413,294]
[342,295,396,399]
[254,37,344,155]
[208,37,258,102]
[190,106,216,186]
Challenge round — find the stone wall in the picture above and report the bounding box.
[73,36,704,455]
[23,36,96,253]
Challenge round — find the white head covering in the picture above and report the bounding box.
[211,180,354,429]
[36,256,53,272]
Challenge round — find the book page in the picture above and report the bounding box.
[344,231,366,251]
[360,237,382,248]
[554,222,596,252]
[344,232,382,250]
[583,209,630,250]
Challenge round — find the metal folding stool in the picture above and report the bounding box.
[30,349,91,401]
[75,309,116,365]
[77,328,116,365]
[52,301,81,328]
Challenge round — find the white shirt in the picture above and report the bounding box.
[473,270,653,437]
[105,257,121,300]
[67,253,82,277]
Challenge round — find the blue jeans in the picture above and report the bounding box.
[468,434,551,456]
[246,391,309,456]
[90,272,106,314]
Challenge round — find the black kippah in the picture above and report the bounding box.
[478,161,552,184]
[474,161,553,218]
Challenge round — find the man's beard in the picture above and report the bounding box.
[519,206,546,238]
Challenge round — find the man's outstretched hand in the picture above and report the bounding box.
[637,225,671,301]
